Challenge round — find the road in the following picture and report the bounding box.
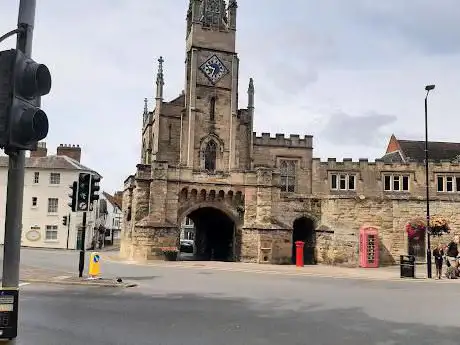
[4,248,460,344]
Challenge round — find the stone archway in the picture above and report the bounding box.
[292,217,316,265]
[179,203,239,262]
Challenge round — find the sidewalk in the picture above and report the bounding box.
[107,254,453,283]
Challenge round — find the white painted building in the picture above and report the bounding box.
[181,217,195,241]
[0,142,102,250]
[93,191,123,246]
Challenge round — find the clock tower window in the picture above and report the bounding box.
[204,140,217,172]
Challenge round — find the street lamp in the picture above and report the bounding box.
[424,84,435,279]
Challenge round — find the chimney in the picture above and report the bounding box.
[56,144,81,162]
[30,142,47,158]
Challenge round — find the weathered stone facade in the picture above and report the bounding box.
[120,1,460,266]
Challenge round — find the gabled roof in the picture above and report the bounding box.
[383,135,460,163]
[398,140,460,162]
[102,191,122,209]
[0,155,101,176]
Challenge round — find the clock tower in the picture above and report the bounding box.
[181,0,239,172]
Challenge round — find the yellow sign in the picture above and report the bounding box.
[88,252,101,277]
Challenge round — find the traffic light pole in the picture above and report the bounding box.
[66,213,71,250]
[2,1,36,344]
[78,211,87,278]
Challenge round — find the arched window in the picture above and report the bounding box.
[280,160,296,192]
[210,97,216,121]
[204,140,217,171]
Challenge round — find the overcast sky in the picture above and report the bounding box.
[1,0,459,192]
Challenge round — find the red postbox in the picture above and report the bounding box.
[295,241,305,267]
[359,226,379,268]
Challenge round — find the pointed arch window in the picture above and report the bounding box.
[210,97,216,121]
[280,160,296,192]
[204,140,217,172]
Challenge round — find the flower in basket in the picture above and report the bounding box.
[428,216,450,236]
[405,217,426,239]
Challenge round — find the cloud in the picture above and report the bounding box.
[320,111,397,147]
[2,0,460,192]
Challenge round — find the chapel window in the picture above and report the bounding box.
[204,140,217,172]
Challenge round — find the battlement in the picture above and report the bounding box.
[253,132,313,148]
[312,158,460,170]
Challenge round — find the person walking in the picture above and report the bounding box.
[433,243,444,279]
[446,236,459,269]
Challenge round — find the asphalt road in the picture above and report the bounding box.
[3,248,460,344]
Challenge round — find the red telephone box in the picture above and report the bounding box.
[359,226,379,268]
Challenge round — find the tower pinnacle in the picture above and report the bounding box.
[156,56,164,100]
[248,78,254,109]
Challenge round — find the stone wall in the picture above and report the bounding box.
[319,197,460,266]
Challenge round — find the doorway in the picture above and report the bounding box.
[292,217,316,265]
[186,207,235,261]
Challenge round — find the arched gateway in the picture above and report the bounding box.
[179,203,239,261]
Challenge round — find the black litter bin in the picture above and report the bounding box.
[400,255,416,278]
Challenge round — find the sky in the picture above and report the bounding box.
[1,0,460,193]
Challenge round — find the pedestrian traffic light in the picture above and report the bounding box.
[68,181,77,212]
[0,49,51,151]
[62,215,67,226]
[77,173,91,212]
[90,175,101,203]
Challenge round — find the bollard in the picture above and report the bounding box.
[88,252,101,279]
[295,241,305,267]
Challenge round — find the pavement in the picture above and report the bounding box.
[106,253,457,283]
[0,248,459,344]
[14,263,460,345]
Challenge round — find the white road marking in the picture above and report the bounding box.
[19,283,30,287]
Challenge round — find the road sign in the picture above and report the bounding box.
[0,288,18,340]
[88,252,101,278]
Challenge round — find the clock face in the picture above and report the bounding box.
[199,54,229,84]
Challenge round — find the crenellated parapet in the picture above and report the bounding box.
[312,157,460,171]
[253,132,313,148]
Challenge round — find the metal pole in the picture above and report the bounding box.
[78,212,87,277]
[2,2,37,343]
[66,213,71,250]
[424,94,432,279]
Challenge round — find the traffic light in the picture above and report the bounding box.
[68,181,77,212]
[62,216,67,226]
[0,49,51,151]
[77,173,91,212]
[90,174,101,203]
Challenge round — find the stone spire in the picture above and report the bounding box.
[155,56,164,101]
[143,98,148,123]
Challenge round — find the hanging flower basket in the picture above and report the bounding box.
[405,218,426,240]
[429,216,450,237]
[405,216,450,239]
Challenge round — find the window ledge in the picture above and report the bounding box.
[44,240,59,243]
[47,212,59,216]
[383,190,410,193]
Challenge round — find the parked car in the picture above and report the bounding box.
[180,239,194,253]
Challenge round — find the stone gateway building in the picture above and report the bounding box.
[121,0,460,266]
